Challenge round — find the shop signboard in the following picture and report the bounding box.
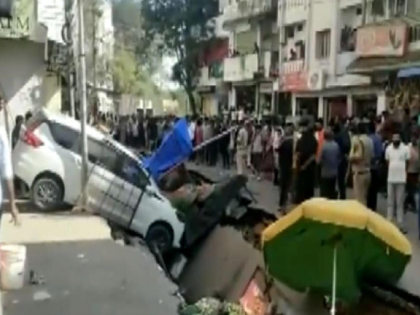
[356,22,408,57]
[0,0,33,39]
[281,71,308,92]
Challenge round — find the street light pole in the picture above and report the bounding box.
[77,0,89,207]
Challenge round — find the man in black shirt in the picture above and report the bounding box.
[295,119,318,204]
[278,124,294,212]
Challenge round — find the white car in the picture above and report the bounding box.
[13,109,185,250]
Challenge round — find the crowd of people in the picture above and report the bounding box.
[94,109,419,236]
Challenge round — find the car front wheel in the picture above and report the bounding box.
[145,223,174,253]
[31,176,64,211]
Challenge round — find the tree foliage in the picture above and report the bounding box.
[141,0,218,114]
[111,48,144,95]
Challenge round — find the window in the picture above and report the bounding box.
[49,123,80,153]
[395,0,407,15]
[115,154,150,189]
[88,139,150,189]
[316,29,331,59]
[88,139,119,173]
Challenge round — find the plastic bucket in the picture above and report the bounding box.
[0,244,27,290]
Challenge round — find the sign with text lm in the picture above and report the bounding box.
[356,22,408,57]
[0,0,34,39]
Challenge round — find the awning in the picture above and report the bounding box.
[347,51,420,74]
[398,67,420,78]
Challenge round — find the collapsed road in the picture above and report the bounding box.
[102,166,420,315]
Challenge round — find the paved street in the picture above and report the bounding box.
[1,213,179,315]
[188,163,420,298]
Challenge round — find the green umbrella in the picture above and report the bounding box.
[261,199,412,314]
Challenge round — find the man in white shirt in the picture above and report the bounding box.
[236,122,248,175]
[0,100,20,227]
[385,133,409,232]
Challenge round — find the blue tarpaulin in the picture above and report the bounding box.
[142,118,193,180]
[398,67,420,78]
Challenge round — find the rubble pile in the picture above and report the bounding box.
[178,297,247,315]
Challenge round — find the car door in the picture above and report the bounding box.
[48,122,82,204]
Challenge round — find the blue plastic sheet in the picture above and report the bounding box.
[398,67,420,78]
[142,118,193,180]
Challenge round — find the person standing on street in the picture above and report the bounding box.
[236,121,249,175]
[405,134,419,212]
[295,119,318,204]
[11,115,24,149]
[386,133,409,233]
[251,124,263,180]
[367,121,383,211]
[278,124,294,213]
[334,121,351,199]
[0,100,21,226]
[318,128,341,199]
[349,122,373,205]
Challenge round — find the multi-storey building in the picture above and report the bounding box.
[282,0,420,120]
[209,0,420,120]
[0,0,66,124]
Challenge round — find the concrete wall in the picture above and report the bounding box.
[308,0,335,76]
[0,39,61,125]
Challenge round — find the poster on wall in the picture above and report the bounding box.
[0,0,34,39]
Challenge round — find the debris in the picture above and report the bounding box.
[12,299,19,304]
[33,290,51,301]
[29,270,45,285]
[77,254,85,259]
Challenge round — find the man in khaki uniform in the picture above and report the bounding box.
[349,122,374,205]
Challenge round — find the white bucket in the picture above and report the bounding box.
[0,244,27,290]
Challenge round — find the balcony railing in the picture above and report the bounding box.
[280,0,308,25]
[223,53,259,82]
[223,0,275,23]
[281,59,304,74]
[283,0,307,9]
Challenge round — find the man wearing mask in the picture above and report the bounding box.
[386,133,409,233]
[349,121,373,205]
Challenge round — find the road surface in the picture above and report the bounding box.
[1,213,180,315]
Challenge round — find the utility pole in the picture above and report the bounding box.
[77,0,89,207]
[92,1,97,119]
[63,10,76,117]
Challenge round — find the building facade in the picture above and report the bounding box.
[208,0,420,121]
[0,0,66,125]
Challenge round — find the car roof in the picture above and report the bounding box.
[35,109,139,160]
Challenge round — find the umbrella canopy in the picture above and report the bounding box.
[261,199,412,305]
[142,118,193,181]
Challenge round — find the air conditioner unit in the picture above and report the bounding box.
[308,69,327,90]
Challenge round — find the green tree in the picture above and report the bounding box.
[111,48,144,95]
[141,0,218,114]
